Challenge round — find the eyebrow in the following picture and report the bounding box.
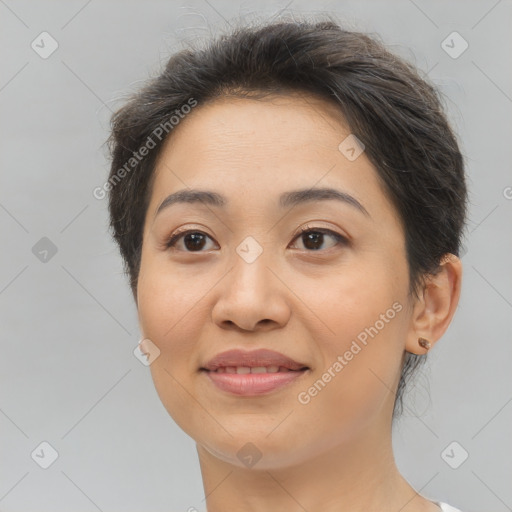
[155,187,370,218]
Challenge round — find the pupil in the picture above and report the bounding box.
[185,233,206,251]
[304,232,322,250]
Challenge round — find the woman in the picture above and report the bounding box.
[106,16,468,512]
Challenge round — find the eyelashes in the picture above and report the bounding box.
[164,229,217,251]
[163,224,348,253]
[291,225,348,251]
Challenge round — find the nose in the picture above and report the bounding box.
[211,252,291,332]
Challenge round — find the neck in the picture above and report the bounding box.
[195,413,437,512]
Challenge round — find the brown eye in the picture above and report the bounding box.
[291,227,347,251]
[164,226,347,253]
[165,230,216,252]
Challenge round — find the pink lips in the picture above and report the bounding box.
[203,368,308,395]
[200,348,309,396]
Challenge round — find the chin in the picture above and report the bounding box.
[195,426,315,470]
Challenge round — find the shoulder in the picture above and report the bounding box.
[436,502,464,512]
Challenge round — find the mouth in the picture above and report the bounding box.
[200,365,309,374]
[199,348,310,395]
[200,348,309,372]
[200,366,310,396]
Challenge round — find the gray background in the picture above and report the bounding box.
[1,1,511,511]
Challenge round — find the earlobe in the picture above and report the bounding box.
[405,253,463,354]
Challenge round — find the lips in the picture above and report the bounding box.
[200,348,309,372]
[211,366,294,374]
[203,368,308,395]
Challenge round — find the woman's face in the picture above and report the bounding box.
[137,93,416,469]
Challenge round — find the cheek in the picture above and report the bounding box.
[299,262,406,422]
[137,263,209,431]
[137,257,209,377]
[302,260,404,349]
[138,252,201,335]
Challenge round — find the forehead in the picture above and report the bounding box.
[160,92,351,161]
[149,93,399,225]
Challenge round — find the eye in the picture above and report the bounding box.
[164,229,217,252]
[290,225,348,252]
[164,225,348,253]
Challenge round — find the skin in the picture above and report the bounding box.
[136,93,463,512]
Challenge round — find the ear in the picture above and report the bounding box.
[405,253,463,354]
